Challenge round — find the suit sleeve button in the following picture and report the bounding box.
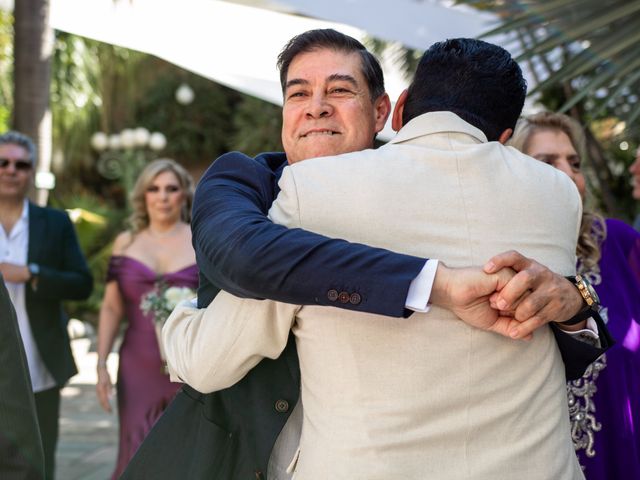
[327,289,338,301]
[349,293,361,305]
[275,399,289,413]
[338,291,350,303]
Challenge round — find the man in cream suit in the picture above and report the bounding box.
[166,39,587,479]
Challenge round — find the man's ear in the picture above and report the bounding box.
[498,128,513,145]
[373,93,392,133]
[392,89,409,132]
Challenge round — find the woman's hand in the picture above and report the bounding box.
[96,365,114,413]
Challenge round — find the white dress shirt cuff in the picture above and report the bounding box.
[559,317,601,348]
[405,259,439,313]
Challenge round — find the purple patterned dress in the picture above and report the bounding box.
[106,255,198,479]
[569,219,640,478]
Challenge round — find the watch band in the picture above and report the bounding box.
[558,306,594,326]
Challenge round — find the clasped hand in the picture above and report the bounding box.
[432,250,584,340]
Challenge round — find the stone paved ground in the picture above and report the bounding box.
[56,335,119,480]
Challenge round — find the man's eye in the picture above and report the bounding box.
[330,88,350,94]
[288,91,305,99]
[533,155,552,164]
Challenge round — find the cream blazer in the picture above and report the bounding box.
[164,112,584,480]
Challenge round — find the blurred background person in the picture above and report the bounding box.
[631,147,640,231]
[510,111,640,479]
[0,131,93,480]
[95,158,197,479]
[0,274,45,480]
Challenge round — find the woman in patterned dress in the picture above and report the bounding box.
[95,159,198,479]
[510,112,640,479]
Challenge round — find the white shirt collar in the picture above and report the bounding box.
[389,111,488,146]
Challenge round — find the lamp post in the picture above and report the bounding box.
[91,127,166,193]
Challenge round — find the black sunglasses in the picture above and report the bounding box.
[0,158,32,171]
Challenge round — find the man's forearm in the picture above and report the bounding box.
[163,291,298,392]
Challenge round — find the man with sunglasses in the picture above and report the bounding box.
[0,131,93,480]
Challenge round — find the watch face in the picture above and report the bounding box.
[585,280,600,305]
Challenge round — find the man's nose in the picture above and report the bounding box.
[4,162,18,174]
[305,93,332,118]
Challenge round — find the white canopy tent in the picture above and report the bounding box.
[232,0,500,52]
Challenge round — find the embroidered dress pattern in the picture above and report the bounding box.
[567,264,606,461]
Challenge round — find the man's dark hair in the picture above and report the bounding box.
[277,29,385,101]
[401,38,527,141]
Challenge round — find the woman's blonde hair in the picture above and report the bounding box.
[509,111,606,272]
[128,158,194,233]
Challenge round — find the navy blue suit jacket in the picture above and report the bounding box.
[26,203,93,386]
[123,151,611,479]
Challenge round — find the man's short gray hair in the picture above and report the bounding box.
[0,131,37,164]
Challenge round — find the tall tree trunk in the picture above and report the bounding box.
[13,0,53,205]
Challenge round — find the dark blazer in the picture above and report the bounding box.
[123,152,612,479]
[26,203,93,386]
[0,275,45,480]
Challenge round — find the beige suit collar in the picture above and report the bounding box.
[389,111,488,145]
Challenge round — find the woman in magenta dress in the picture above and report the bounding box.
[511,112,640,479]
[95,159,198,479]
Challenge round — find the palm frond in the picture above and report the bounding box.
[458,0,640,129]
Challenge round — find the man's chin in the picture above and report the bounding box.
[297,134,343,153]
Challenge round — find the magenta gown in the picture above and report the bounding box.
[106,255,198,479]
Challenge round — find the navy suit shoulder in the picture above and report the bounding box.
[192,151,425,315]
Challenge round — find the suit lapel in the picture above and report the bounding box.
[27,203,45,263]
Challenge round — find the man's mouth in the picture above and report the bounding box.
[301,130,339,138]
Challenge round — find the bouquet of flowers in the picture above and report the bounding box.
[140,281,195,364]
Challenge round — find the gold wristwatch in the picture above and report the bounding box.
[561,275,600,325]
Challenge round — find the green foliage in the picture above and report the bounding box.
[51,33,103,166]
[49,188,128,325]
[229,96,283,155]
[0,9,13,126]
[458,0,640,139]
[50,189,125,255]
[51,33,149,189]
[364,37,422,81]
[134,63,238,165]
[0,104,9,132]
